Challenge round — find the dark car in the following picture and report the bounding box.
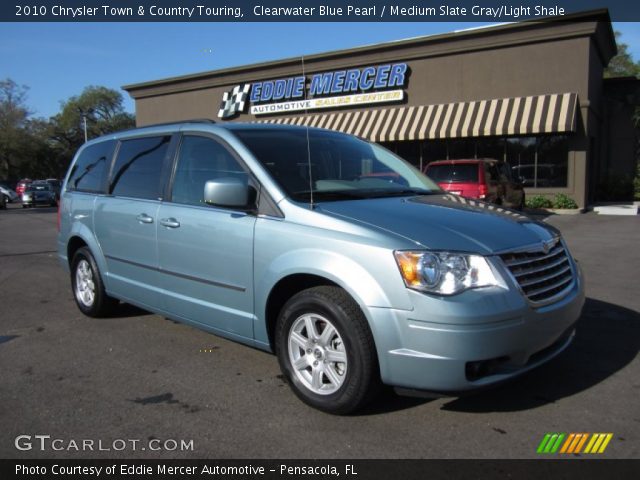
[22,183,58,208]
[424,158,525,210]
[45,178,62,199]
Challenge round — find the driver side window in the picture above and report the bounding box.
[172,135,245,207]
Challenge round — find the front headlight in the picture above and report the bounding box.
[394,251,505,295]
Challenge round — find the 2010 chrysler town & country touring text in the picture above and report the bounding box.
[57,121,585,414]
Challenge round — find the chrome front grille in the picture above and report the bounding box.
[500,240,574,305]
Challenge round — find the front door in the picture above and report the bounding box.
[156,134,256,340]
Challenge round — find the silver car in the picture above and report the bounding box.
[22,183,58,208]
[57,122,584,414]
[0,184,19,204]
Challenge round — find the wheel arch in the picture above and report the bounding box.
[264,273,340,351]
[67,236,88,267]
[65,225,110,291]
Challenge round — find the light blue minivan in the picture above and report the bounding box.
[58,121,585,413]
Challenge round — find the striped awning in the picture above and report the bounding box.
[257,92,578,142]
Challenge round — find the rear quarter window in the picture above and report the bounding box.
[67,140,115,193]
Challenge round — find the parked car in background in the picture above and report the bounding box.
[58,122,584,414]
[46,178,62,199]
[424,158,525,210]
[16,179,32,197]
[0,183,19,203]
[22,182,58,208]
[0,191,6,209]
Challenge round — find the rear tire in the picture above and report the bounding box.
[275,286,381,414]
[71,247,118,317]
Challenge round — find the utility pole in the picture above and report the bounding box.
[78,108,89,143]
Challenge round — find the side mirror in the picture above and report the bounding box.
[204,177,250,208]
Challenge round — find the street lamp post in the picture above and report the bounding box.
[78,108,89,143]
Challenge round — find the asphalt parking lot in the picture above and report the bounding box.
[1,202,638,459]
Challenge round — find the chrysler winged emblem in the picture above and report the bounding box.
[542,238,556,254]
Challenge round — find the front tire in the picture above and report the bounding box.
[71,247,117,317]
[275,286,380,414]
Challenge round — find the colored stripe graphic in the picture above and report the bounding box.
[538,433,613,454]
[537,433,565,453]
[584,433,614,454]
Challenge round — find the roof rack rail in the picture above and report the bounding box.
[143,118,216,127]
[110,118,217,136]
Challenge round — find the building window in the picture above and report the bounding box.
[536,136,569,187]
[423,139,448,166]
[389,134,569,188]
[477,137,506,162]
[448,138,477,160]
[507,136,568,188]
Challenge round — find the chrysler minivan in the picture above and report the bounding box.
[58,122,584,414]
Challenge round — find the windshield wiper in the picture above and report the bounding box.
[358,188,436,198]
[292,188,437,202]
[291,190,365,201]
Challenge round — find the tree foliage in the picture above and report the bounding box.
[0,78,46,178]
[605,32,640,79]
[0,82,134,181]
[48,86,135,167]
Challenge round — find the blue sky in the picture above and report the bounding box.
[1,21,639,119]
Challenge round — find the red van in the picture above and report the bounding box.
[16,178,32,197]
[424,158,525,210]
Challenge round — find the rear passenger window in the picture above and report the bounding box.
[67,141,114,193]
[110,136,171,200]
[171,135,246,207]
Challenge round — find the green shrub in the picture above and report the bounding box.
[526,195,553,209]
[552,193,578,209]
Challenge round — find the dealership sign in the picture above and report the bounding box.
[217,63,408,119]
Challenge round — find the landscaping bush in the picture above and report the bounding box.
[552,193,578,209]
[526,195,553,209]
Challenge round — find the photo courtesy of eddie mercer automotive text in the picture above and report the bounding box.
[58,118,585,414]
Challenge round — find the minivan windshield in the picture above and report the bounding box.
[232,128,440,202]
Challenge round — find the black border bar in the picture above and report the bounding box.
[4,459,640,479]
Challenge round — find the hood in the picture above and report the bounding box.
[315,193,558,254]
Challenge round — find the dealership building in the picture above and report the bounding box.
[123,9,639,208]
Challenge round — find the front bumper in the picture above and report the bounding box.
[368,262,585,392]
[22,196,55,206]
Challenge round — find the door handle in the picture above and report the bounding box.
[160,218,180,228]
[136,213,154,224]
